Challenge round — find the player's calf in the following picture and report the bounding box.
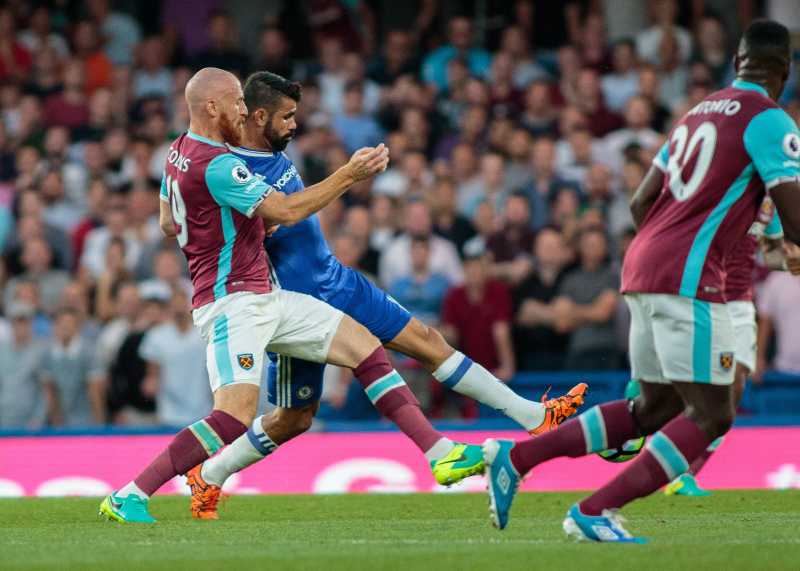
[265,404,317,444]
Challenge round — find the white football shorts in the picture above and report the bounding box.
[192,290,344,392]
[727,300,757,373]
[625,293,735,386]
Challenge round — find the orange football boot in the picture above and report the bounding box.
[186,464,222,520]
[529,382,589,436]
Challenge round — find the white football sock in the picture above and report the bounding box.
[117,481,148,499]
[201,415,278,486]
[432,352,545,431]
[424,437,455,462]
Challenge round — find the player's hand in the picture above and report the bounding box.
[346,144,390,183]
[265,224,280,238]
[782,242,800,275]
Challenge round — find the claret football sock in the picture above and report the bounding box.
[432,351,545,431]
[355,346,454,460]
[130,410,247,497]
[201,415,279,486]
[509,400,637,474]
[688,436,723,475]
[579,414,712,515]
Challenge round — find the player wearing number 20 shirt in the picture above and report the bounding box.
[622,79,800,385]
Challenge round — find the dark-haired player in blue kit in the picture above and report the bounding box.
[187,71,588,518]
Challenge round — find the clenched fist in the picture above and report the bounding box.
[345,143,390,183]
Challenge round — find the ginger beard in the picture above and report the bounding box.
[219,107,245,146]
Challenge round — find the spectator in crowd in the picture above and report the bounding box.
[601,39,641,113]
[552,228,620,370]
[132,36,173,101]
[636,0,692,68]
[4,237,69,314]
[87,0,142,66]
[191,10,248,77]
[252,26,294,81]
[343,206,380,277]
[496,25,550,89]
[519,80,558,138]
[72,19,114,95]
[0,7,32,82]
[41,306,104,427]
[107,290,165,425]
[368,29,418,86]
[80,206,143,280]
[487,193,536,287]
[600,95,661,174]
[388,236,451,326]
[139,290,211,427]
[18,6,69,59]
[422,16,491,91]
[0,302,46,429]
[514,227,574,371]
[756,271,800,380]
[458,151,512,219]
[93,280,140,394]
[43,60,90,132]
[332,81,385,154]
[380,199,463,288]
[440,243,514,417]
[429,177,476,255]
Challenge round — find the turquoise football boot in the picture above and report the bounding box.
[664,473,712,497]
[563,503,646,543]
[483,438,520,530]
[99,492,157,523]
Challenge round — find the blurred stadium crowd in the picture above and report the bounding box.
[1,0,799,429]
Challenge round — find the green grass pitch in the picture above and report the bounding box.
[2,490,798,570]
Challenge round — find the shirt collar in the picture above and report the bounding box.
[187,130,225,148]
[731,79,769,97]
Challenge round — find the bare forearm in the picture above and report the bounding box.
[265,167,355,225]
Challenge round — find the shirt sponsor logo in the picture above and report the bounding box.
[274,165,299,190]
[687,98,741,117]
[167,148,191,172]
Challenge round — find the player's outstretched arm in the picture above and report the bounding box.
[255,144,389,225]
[770,182,800,246]
[629,165,664,229]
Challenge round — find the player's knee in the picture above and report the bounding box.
[413,322,452,367]
[633,392,684,435]
[685,405,734,440]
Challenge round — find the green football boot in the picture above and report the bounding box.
[431,443,485,486]
[664,473,712,497]
[99,492,157,523]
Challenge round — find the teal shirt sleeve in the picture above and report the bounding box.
[205,153,273,217]
[765,210,784,238]
[159,173,168,202]
[652,140,669,171]
[743,107,800,190]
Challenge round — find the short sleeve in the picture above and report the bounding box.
[765,210,784,239]
[160,173,169,202]
[743,108,800,190]
[138,329,161,363]
[205,153,273,217]
[652,140,669,171]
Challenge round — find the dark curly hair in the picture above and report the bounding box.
[243,71,302,113]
